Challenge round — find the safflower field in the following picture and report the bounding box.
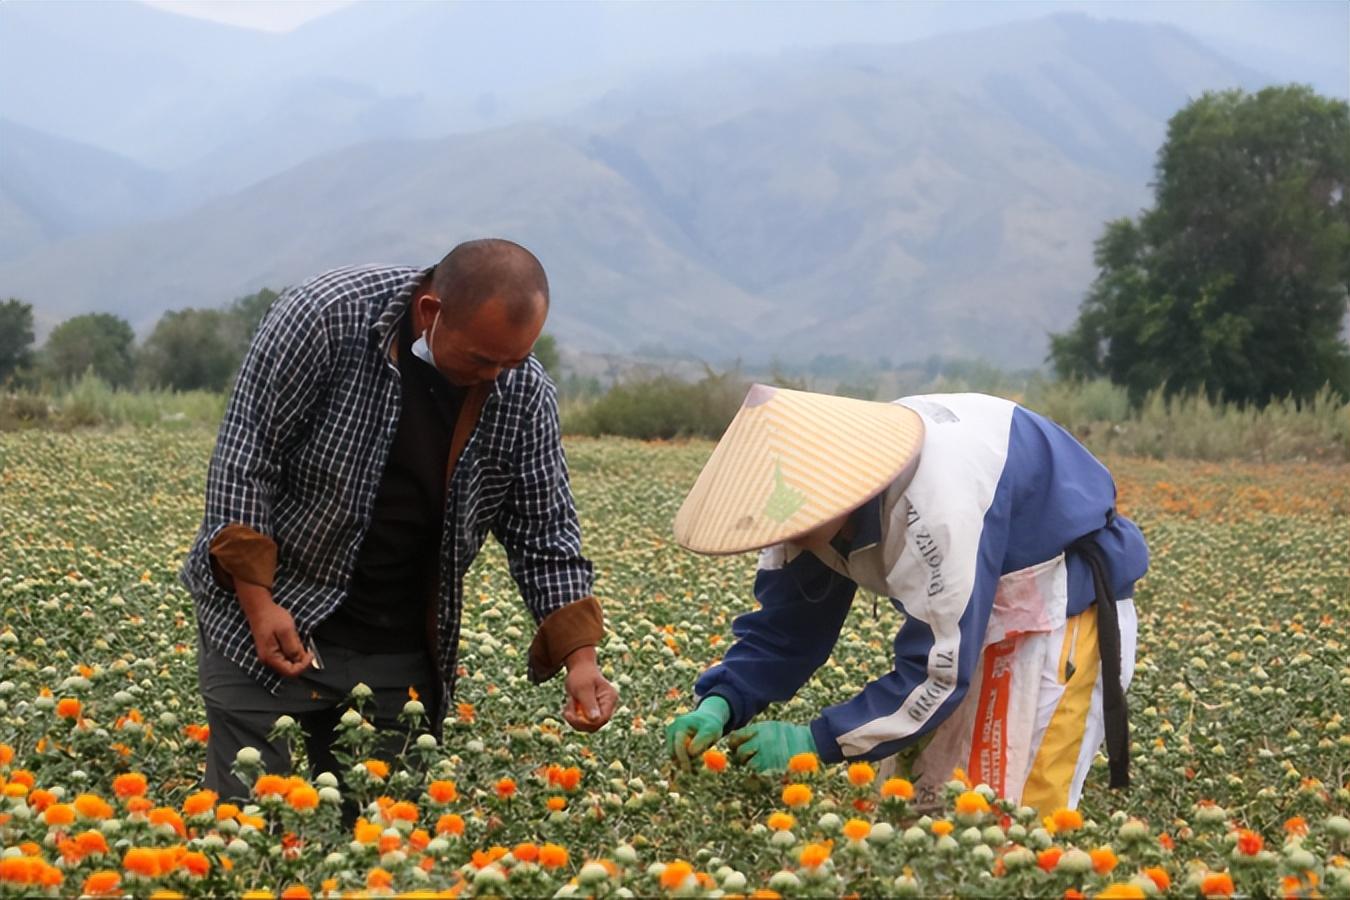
[1,430,1348,898]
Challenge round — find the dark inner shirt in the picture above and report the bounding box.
[314,312,465,653]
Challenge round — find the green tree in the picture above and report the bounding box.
[532,333,560,376]
[0,298,35,383]
[42,313,137,386]
[229,287,280,341]
[1050,86,1350,405]
[139,308,246,392]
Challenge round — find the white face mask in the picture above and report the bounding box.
[411,310,441,369]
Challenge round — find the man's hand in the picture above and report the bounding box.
[727,721,817,774]
[561,646,617,733]
[237,580,313,677]
[665,695,732,771]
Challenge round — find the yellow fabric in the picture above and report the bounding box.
[1021,606,1100,813]
[674,384,924,555]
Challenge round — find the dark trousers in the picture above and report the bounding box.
[197,637,435,801]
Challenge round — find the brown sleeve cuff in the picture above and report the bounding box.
[208,524,278,591]
[527,596,605,684]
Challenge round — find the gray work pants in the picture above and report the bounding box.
[197,636,435,801]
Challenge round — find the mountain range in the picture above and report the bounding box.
[0,3,1339,367]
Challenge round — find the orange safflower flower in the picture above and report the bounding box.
[1064,890,1086,900]
[113,773,148,799]
[254,774,290,796]
[495,777,517,800]
[409,829,431,851]
[955,791,991,816]
[799,843,831,868]
[1158,833,1175,851]
[74,794,113,820]
[83,871,122,896]
[1037,848,1063,872]
[556,766,582,791]
[471,847,509,869]
[539,844,569,869]
[182,724,210,743]
[546,796,567,812]
[787,753,819,774]
[280,886,312,900]
[767,812,796,832]
[660,860,694,890]
[1097,885,1147,900]
[1284,817,1309,837]
[26,789,56,811]
[182,790,217,817]
[56,698,81,719]
[378,833,401,855]
[1046,807,1084,833]
[702,748,728,772]
[1235,829,1263,856]
[512,843,540,863]
[354,818,382,844]
[286,785,320,812]
[1090,847,1118,874]
[181,852,210,877]
[782,784,813,808]
[880,777,914,800]
[148,807,186,836]
[362,759,390,780]
[456,702,476,723]
[123,847,164,878]
[367,868,394,889]
[436,813,465,836]
[75,830,109,856]
[842,819,872,842]
[931,820,955,837]
[1201,872,1235,897]
[1143,867,1172,892]
[383,800,418,822]
[216,803,240,821]
[847,762,875,787]
[427,780,458,803]
[0,743,13,766]
[1,783,26,799]
[8,770,35,788]
[125,796,153,814]
[43,803,76,827]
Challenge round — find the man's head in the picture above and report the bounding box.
[411,239,550,386]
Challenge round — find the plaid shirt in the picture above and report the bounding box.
[180,264,594,716]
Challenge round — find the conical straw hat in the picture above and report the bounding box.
[674,384,924,555]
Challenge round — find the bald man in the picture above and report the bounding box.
[181,240,617,799]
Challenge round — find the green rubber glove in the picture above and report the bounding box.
[665,696,732,770]
[726,721,817,774]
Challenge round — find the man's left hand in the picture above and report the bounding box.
[561,646,618,733]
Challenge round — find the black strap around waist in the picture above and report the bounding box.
[1066,513,1130,791]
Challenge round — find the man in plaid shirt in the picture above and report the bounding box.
[180,239,617,797]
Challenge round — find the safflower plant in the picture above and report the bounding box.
[1,434,1349,895]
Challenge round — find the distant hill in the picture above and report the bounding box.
[0,15,1290,365]
[0,119,180,261]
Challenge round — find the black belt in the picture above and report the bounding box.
[1066,509,1130,791]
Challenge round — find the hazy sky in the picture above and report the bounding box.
[143,0,351,32]
[142,0,1348,82]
